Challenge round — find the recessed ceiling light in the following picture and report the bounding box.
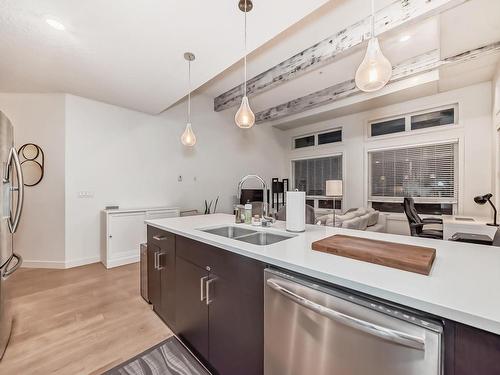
[399,34,411,42]
[46,18,66,31]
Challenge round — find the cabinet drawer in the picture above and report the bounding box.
[148,226,175,249]
[176,235,264,297]
[176,235,215,269]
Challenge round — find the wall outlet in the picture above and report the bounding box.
[78,191,94,198]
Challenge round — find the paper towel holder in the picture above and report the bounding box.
[286,190,306,233]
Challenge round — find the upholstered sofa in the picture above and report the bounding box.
[316,207,387,233]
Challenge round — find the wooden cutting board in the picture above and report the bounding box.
[311,234,436,275]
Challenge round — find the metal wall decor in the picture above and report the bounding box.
[18,143,44,186]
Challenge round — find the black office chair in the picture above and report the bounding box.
[403,197,443,240]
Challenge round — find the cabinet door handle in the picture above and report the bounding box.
[153,235,167,241]
[200,276,208,301]
[153,251,159,270]
[157,252,166,270]
[206,277,218,305]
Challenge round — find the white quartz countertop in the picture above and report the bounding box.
[146,213,500,335]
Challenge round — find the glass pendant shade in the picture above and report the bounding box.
[235,95,255,128]
[355,37,392,92]
[181,122,196,146]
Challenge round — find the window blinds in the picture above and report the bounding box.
[369,142,457,203]
[293,155,342,196]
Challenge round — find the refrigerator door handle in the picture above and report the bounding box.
[2,253,22,279]
[6,147,24,234]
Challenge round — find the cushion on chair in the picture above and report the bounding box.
[419,229,444,239]
[342,217,361,230]
[358,214,370,231]
[367,211,380,227]
[328,212,356,227]
[353,208,369,216]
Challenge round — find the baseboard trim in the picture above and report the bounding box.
[65,256,101,269]
[21,260,66,269]
[21,257,101,269]
[104,255,140,269]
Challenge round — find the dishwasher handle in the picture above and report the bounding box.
[267,278,426,351]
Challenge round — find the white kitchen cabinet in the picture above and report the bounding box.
[101,207,179,268]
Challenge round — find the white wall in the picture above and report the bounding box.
[64,93,288,266]
[284,82,494,235]
[0,93,66,267]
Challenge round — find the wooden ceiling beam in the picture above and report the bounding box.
[254,41,500,124]
[214,0,469,112]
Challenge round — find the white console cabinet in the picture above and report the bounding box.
[101,207,179,268]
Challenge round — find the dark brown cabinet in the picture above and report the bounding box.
[444,320,500,375]
[175,256,210,361]
[175,235,264,375]
[147,226,176,329]
[208,273,263,375]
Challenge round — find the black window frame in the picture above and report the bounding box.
[318,129,342,145]
[368,104,458,139]
[370,117,406,137]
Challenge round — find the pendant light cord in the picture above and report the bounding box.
[243,0,248,96]
[188,60,191,123]
[371,0,375,38]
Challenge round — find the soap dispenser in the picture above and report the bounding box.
[244,201,252,224]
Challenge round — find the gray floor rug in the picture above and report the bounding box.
[104,336,210,375]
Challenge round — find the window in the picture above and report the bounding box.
[294,135,315,149]
[318,129,342,145]
[371,118,406,137]
[292,155,343,211]
[411,108,455,130]
[369,105,457,138]
[368,142,458,213]
[293,128,342,149]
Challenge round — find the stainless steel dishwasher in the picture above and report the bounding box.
[264,269,443,375]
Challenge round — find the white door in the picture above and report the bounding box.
[108,212,146,263]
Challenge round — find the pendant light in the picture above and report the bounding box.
[355,0,392,92]
[181,52,197,146]
[234,0,255,129]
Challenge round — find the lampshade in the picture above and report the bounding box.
[181,52,196,146]
[354,0,393,92]
[355,38,392,92]
[234,0,255,129]
[326,180,343,196]
[181,123,196,146]
[235,96,255,128]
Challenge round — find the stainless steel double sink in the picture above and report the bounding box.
[200,225,295,246]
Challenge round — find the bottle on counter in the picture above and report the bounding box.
[244,201,252,224]
[234,204,245,223]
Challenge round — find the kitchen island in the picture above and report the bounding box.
[146,213,500,375]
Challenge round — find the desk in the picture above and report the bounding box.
[442,215,498,241]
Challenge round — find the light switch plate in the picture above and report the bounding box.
[78,191,94,198]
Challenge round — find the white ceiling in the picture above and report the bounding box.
[0,0,329,114]
[1,0,498,119]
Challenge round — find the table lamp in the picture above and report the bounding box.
[474,193,499,226]
[326,180,343,227]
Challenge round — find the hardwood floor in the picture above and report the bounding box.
[0,262,172,374]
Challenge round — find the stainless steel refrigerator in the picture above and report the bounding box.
[0,111,24,359]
